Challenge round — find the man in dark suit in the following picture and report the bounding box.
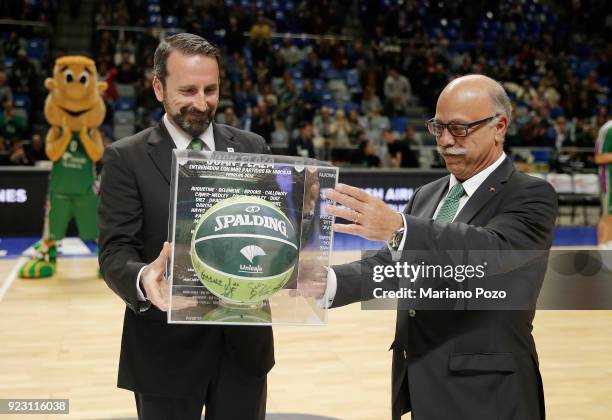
[98,33,272,420]
[322,75,558,419]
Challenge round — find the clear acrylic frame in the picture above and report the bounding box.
[167,150,338,325]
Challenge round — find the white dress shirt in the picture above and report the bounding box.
[322,152,507,307]
[136,114,215,301]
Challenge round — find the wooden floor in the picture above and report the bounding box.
[0,253,611,420]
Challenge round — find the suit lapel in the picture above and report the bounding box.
[213,123,241,152]
[413,177,449,219]
[453,157,515,224]
[147,121,175,184]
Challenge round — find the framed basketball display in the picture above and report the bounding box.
[167,150,338,325]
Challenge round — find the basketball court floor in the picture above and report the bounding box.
[0,244,611,419]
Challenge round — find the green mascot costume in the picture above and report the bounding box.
[19,56,107,278]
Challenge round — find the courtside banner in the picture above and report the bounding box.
[354,249,612,310]
[167,150,338,325]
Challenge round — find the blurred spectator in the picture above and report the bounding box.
[552,116,572,149]
[361,107,390,146]
[346,109,363,139]
[384,68,412,116]
[313,106,333,159]
[520,114,550,147]
[383,128,419,168]
[360,140,381,168]
[8,140,33,165]
[28,133,47,161]
[234,79,259,115]
[116,56,139,84]
[574,118,597,148]
[0,100,26,143]
[136,77,157,117]
[279,37,301,66]
[270,119,289,149]
[115,44,135,64]
[269,50,287,78]
[515,79,538,105]
[218,106,239,128]
[99,62,119,102]
[225,17,245,55]
[249,12,273,63]
[0,70,13,108]
[289,122,316,158]
[9,49,37,96]
[2,32,25,58]
[298,79,320,122]
[250,103,274,143]
[329,109,353,149]
[303,51,322,80]
[249,12,273,41]
[361,85,382,115]
[277,78,299,128]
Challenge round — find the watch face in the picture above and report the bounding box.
[388,228,401,248]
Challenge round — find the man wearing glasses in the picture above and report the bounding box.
[320,74,557,419]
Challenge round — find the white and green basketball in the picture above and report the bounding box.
[190,195,298,305]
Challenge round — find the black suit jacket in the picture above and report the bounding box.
[98,121,274,398]
[333,158,558,420]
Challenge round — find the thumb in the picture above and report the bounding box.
[151,241,171,270]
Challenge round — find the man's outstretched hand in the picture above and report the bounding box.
[324,183,403,241]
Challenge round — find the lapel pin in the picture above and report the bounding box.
[489,186,496,192]
[227,147,234,152]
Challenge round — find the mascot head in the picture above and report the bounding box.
[44,56,108,131]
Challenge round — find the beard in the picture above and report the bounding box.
[166,102,215,137]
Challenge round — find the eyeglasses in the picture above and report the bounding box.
[426,114,499,137]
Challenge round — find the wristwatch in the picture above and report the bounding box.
[387,226,405,250]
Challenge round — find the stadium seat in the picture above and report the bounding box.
[345,69,359,87]
[532,149,552,163]
[13,108,28,126]
[164,16,179,28]
[113,110,136,125]
[148,14,161,26]
[391,117,409,133]
[115,97,136,111]
[27,39,45,60]
[113,124,135,139]
[320,59,332,72]
[13,94,32,114]
[116,83,136,98]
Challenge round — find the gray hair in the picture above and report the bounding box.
[153,33,220,84]
[490,80,513,127]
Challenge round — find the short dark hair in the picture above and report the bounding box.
[153,33,221,84]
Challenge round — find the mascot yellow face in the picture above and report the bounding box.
[44,56,108,131]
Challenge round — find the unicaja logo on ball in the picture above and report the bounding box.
[191,195,298,306]
[240,245,266,263]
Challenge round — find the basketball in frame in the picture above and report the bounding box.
[190,195,299,306]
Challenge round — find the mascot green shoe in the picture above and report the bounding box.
[19,239,57,279]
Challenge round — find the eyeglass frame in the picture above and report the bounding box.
[425,114,500,137]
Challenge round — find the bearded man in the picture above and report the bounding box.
[98,33,272,420]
